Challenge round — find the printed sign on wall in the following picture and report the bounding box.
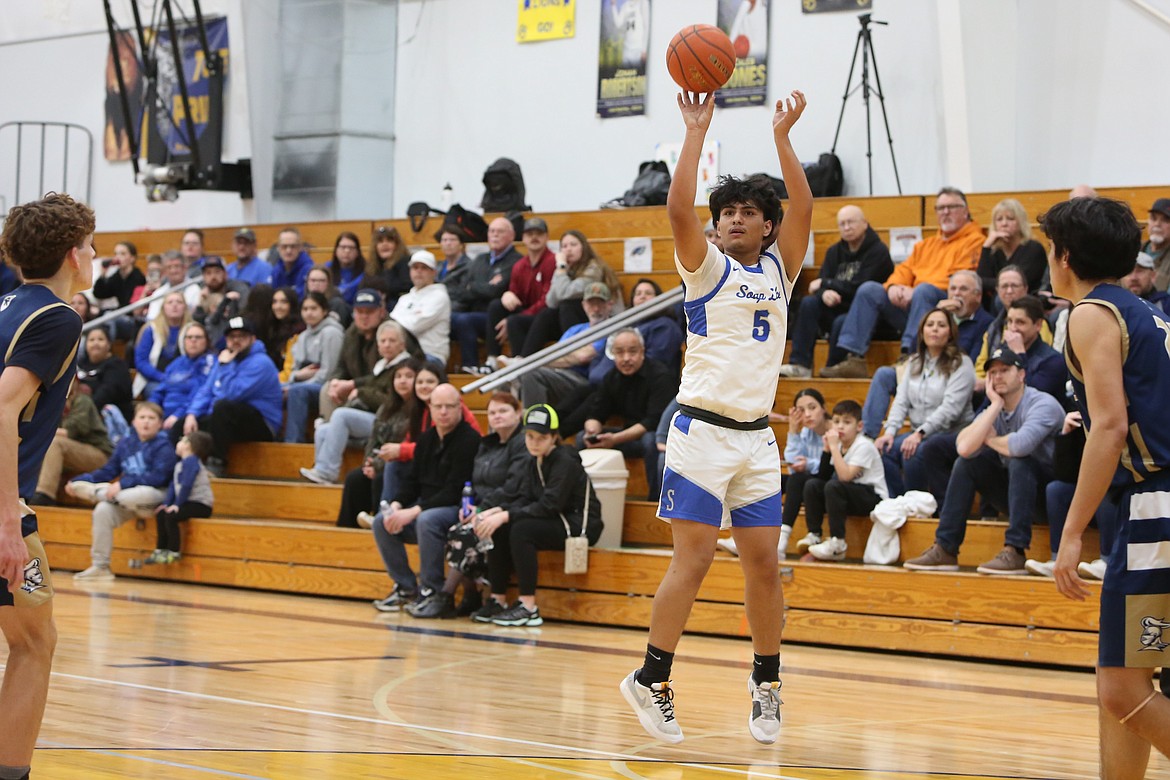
[598,0,650,118]
[715,0,769,109]
[517,0,575,43]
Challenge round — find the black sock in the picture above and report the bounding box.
[637,643,675,685]
[753,653,781,685]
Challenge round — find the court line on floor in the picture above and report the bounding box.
[57,587,1098,707]
[37,742,268,779]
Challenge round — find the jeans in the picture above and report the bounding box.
[519,367,589,409]
[379,460,405,506]
[1044,480,1117,560]
[313,407,375,481]
[916,431,960,509]
[862,366,898,438]
[836,281,946,356]
[372,505,459,594]
[878,431,930,499]
[934,447,1050,554]
[285,381,324,443]
[576,428,661,500]
[450,311,488,367]
[788,293,848,368]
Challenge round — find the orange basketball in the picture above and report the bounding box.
[666,24,737,94]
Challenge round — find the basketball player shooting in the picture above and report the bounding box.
[620,89,811,745]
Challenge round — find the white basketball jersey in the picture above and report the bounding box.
[675,241,796,422]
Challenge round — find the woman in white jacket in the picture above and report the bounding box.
[874,308,975,497]
[282,292,346,442]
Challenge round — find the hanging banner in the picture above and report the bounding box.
[597,0,650,118]
[104,30,144,161]
[803,0,871,14]
[517,0,575,43]
[715,0,769,109]
[143,16,230,165]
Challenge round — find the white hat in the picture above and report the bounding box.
[410,250,436,270]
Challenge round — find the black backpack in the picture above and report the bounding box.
[622,161,672,207]
[481,158,529,213]
[436,204,489,243]
[804,152,844,197]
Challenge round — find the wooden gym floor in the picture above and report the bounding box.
[9,579,1168,779]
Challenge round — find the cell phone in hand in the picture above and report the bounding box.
[584,434,601,444]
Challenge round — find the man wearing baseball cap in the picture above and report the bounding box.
[320,288,389,421]
[1120,252,1170,315]
[227,228,273,287]
[389,250,451,363]
[196,256,250,347]
[182,316,283,476]
[904,346,1064,575]
[1143,198,1170,291]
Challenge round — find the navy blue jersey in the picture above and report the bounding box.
[1067,283,1170,485]
[0,285,82,503]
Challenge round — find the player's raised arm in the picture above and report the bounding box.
[772,90,812,281]
[669,91,715,273]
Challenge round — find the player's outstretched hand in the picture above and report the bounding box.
[1053,536,1091,601]
[676,91,715,134]
[773,90,807,137]
[0,520,26,592]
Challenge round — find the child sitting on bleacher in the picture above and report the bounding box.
[144,430,215,565]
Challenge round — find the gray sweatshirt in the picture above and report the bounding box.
[884,353,976,438]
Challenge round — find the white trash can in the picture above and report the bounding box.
[580,448,630,549]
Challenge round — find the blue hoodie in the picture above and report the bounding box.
[271,251,314,298]
[150,352,216,418]
[75,431,177,490]
[328,262,365,305]
[188,341,283,433]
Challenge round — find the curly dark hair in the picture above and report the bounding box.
[0,193,95,279]
[708,175,783,247]
[1039,197,1142,282]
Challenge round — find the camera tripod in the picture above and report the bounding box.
[831,13,902,195]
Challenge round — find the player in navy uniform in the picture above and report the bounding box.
[620,89,811,744]
[0,193,95,780]
[1044,197,1170,776]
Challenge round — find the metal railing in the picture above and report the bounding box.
[462,285,684,394]
[84,276,201,333]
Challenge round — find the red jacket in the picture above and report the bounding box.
[508,248,557,316]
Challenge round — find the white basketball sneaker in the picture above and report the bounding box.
[620,670,683,743]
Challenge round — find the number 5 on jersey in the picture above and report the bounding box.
[752,309,770,342]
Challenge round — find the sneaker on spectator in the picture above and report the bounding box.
[484,355,499,373]
[1078,559,1107,580]
[1024,558,1056,578]
[459,365,481,376]
[491,602,543,626]
[716,537,739,556]
[355,511,374,529]
[620,670,684,744]
[778,363,811,378]
[496,354,524,369]
[372,584,416,612]
[747,675,783,744]
[143,549,170,565]
[73,565,115,582]
[976,546,1027,575]
[808,537,847,562]
[471,599,507,623]
[457,587,483,617]
[819,354,868,379]
[299,467,335,485]
[903,543,959,571]
[313,416,326,431]
[795,532,822,552]
[67,481,110,504]
[408,592,456,619]
[166,551,182,564]
[206,457,227,479]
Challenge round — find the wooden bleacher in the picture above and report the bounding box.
[77,186,1164,669]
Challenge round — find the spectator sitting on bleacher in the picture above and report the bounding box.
[904,347,1064,575]
[803,399,888,562]
[576,328,677,501]
[974,295,1063,399]
[180,229,207,277]
[326,231,366,305]
[92,240,145,341]
[183,316,283,477]
[71,292,95,323]
[972,267,1053,386]
[265,287,305,373]
[300,321,412,482]
[436,225,471,283]
[147,251,201,320]
[143,429,215,566]
[390,251,451,364]
[621,278,685,375]
[822,187,984,379]
[449,217,522,374]
[1143,197,1170,290]
[130,254,164,322]
[780,205,893,378]
[68,401,177,581]
[270,227,314,298]
[1121,252,1170,314]
[133,290,191,399]
[194,256,249,348]
[410,391,527,620]
[331,359,421,527]
[518,282,615,412]
[29,388,113,506]
[282,291,346,443]
[934,270,993,359]
[77,326,133,422]
[490,217,556,364]
[226,228,273,287]
[520,230,624,357]
[369,225,412,311]
[370,384,480,611]
[305,265,352,326]
[976,198,1048,309]
[869,309,975,498]
[320,288,389,422]
[153,322,216,443]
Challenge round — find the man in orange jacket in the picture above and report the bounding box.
[822,187,985,378]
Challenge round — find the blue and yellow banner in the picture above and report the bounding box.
[597,0,650,118]
[517,0,575,43]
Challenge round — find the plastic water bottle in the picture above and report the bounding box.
[461,482,474,516]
